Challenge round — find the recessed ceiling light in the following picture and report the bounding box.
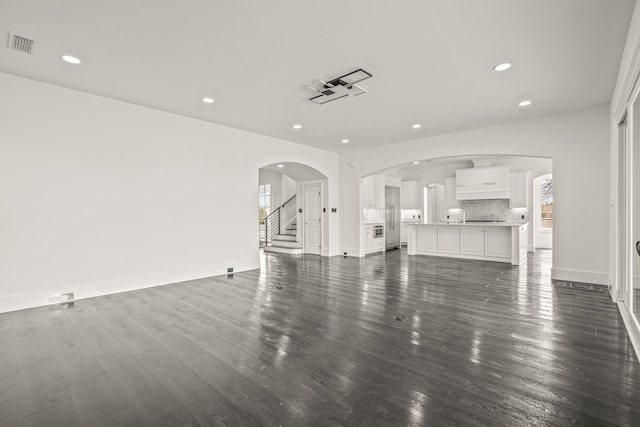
[493,62,512,71]
[413,161,420,165]
[201,97,214,104]
[293,124,302,129]
[277,164,284,168]
[412,123,421,129]
[61,55,81,64]
[518,100,532,107]
[342,139,350,144]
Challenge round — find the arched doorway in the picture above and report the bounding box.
[258,162,328,255]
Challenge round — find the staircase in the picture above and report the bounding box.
[262,196,303,255]
[264,221,303,254]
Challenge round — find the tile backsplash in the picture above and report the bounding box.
[363,208,384,224]
[447,199,528,223]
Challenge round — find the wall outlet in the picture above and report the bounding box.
[227,267,233,273]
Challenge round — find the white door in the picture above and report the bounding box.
[303,184,322,255]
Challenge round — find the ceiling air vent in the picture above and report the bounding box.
[308,68,372,105]
[7,33,34,54]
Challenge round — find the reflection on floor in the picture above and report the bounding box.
[2,248,640,426]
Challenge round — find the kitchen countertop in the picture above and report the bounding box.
[408,222,528,227]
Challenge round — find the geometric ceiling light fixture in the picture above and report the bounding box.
[308,68,372,105]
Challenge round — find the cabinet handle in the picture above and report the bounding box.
[483,182,496,186]
[457,184,465,187]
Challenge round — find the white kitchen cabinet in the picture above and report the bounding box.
[407,224,525,265]
[362,175,385,209]
[363,225,372,250]
[363,224,383,253]
[484,227,511,258]
[444,177,460,208]
[362,176,376,208]
[509,171,530,208]
[437,227,460,254]
[459,227,484,256]
[384,175,401,187]
[400,223,407,244]
[455,166,511,200]
[417,226,437,252]
[372,236,383,250]
[400,180,417,209]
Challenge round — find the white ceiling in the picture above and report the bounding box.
[0,0,635,152]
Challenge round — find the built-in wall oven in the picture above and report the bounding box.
[373,224,384,238]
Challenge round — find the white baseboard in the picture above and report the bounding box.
[550,267,608,285]
[340,248,364,257]
[0,258,260,314]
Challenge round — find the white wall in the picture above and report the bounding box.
[340,105,610,285]
[0,72,340,313]
[282,175,296,203]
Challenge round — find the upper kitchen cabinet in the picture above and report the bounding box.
[401,180,417,209]
[444,177,460,208]
[455,166,510,200]
[362,174,385,209]
[509,171,530,208]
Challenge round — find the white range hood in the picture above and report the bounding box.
[455,165,511,200]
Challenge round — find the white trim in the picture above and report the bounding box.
[340,247,363,257]
[617,301,640,363]
[0,258,259,314]
[550,267,608,285]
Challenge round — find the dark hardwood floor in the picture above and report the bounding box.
[2,249,640,426]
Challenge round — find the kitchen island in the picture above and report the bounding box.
[407,222,528,265]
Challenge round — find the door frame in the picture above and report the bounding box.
[616,78,640,360]
[300,181,323,256]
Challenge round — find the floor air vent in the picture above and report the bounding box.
[7,33,34,54]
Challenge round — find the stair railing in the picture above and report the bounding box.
[264,195,296,246]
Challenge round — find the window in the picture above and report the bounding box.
[258,184,272,225]
[540,177,553,229]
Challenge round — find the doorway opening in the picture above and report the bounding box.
[533,174,553,249]
[258,162,328,255]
